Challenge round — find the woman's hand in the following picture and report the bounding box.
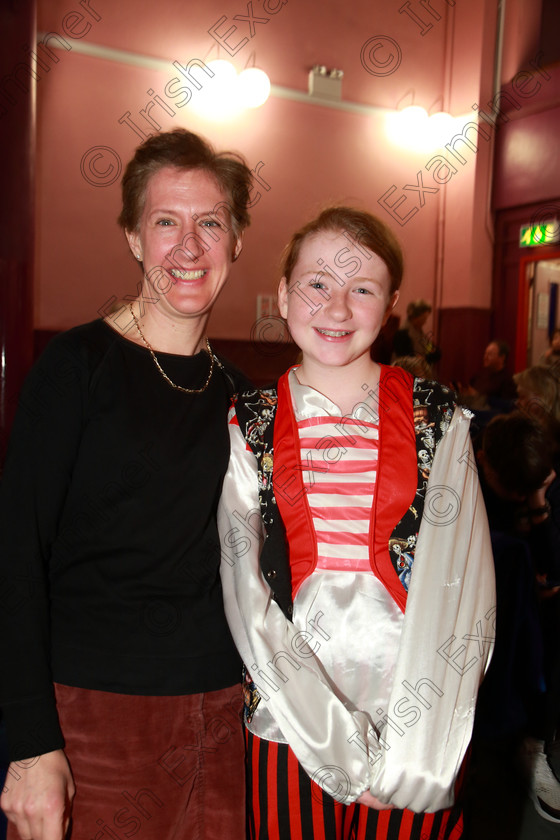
[0,749,75,840]
[357,789,394,810]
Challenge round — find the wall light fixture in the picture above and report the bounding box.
[385,105,460,152]
[188,60,271,120]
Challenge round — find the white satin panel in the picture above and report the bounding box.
[293,570,404,714]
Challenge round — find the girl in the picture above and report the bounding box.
[218,207,495,839]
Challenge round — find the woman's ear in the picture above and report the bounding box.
[232,232,244,262]
[277,277,289,319]
[125,229,142,262]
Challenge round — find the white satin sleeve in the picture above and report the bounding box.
[366,406,496,812]
[218,414,375,805]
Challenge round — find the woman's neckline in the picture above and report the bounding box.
[99,317,209,360]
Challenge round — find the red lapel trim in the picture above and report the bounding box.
[371,365,416,613]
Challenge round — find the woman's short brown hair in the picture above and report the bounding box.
[514,365,560,422]
[280,206,403,294]
[118,129,253,237]
[482,411,553,495]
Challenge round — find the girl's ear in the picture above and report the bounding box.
[382,290,400,327]
[278,277,289,319]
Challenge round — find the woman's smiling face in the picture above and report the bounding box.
[126,166,242,323]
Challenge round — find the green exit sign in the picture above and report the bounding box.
[519,221,559,247]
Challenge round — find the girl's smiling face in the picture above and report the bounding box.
[278,230,399,373]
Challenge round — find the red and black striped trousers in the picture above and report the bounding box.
[246,731,463,840]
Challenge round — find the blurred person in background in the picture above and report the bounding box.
[459,339,517,412]
[477,411,560,825]
[392,355,433,379]
[392,299,441,367]
[515,365,560,429]
[539,328,560,371]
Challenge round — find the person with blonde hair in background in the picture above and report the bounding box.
[515,365,560,426]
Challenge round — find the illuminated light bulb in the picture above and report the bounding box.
[385,111,405,146]
[399,105,429,134]
[426,111,456,148]
[385,106,458,152]
[189,59,241,120]
[385,106,428,149]
[237,67,271,108]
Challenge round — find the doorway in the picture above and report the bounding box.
[516,250,560,369]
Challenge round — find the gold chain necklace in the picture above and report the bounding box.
[129,304,215,394]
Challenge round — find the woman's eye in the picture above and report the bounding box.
[201,218,220,228]
[157,219,174,226]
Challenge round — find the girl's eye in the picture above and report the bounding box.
[355,287,371,295]
[310,281,325,290]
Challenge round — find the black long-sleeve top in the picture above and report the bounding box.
[0,319,248,761]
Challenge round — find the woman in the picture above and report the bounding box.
[511,369,560,823]
[515,365,560,426]
[392,299,441,366]
[0,129,252,840]
[218,207,495,839]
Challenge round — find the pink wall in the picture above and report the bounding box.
[500,0,543,85]
[29,0,536,349]
[35,51,444,336]
[492,64,560,210]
